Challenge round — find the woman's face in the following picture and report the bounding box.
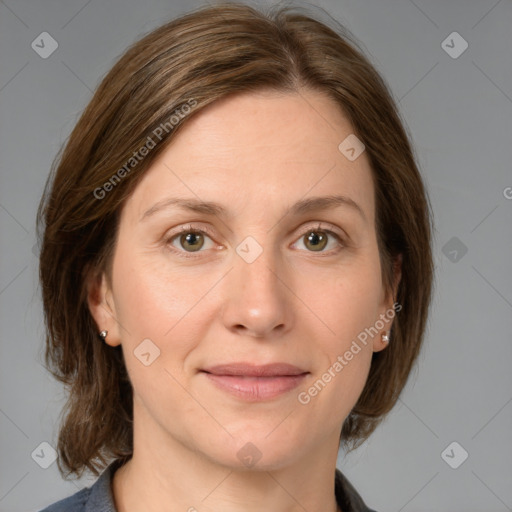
[89,88,397,470]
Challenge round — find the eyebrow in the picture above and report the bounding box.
[140,194,367,223]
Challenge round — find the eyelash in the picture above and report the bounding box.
[164,222,346,259]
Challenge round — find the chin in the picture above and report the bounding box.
[200,430,306,472]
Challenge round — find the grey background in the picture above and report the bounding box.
[1,0,511,511]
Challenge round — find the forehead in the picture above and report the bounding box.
[122,89,375,226]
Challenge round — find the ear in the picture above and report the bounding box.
[373,253,402,353]
[86,266,121,347]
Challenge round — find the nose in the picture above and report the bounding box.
[220,244,292,339]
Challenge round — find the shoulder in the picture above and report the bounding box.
[38,460,122,512]
[38,486,90,512]
[335,468,378,512]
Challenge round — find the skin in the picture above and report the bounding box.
[88,88,401,512]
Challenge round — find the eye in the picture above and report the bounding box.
[292,223,345,254]
[165,222,345,258]
[165,224,217,256]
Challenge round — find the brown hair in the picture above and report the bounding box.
[37,1,434,479]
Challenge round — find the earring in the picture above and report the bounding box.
[99,330,108,341]
[382,331,390,344]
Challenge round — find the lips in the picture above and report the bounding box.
[200,363,309,401]
[201,362,308,377]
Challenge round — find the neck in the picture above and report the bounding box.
[112,401,341,512]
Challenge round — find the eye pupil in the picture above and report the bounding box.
[181,232,204,252]
[305,231,327,251]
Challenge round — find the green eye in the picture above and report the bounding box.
[165,223,345,259]
[303,230,329,252]
[177,232,205,252]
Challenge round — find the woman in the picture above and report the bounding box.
[37,2,434,511]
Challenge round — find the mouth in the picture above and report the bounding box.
[200,362,309,401]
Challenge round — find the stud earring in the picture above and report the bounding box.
[382,331,390,344]
[99,330,108,341]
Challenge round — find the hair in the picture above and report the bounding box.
[37,1,434,479]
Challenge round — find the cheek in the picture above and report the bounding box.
[322,262,381,378]
[302,285,378,423]
[112,247,199,336]
[328,252,384,346]
[294,252,383,413]
[110,253,195,405]
[111,248,219,383]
